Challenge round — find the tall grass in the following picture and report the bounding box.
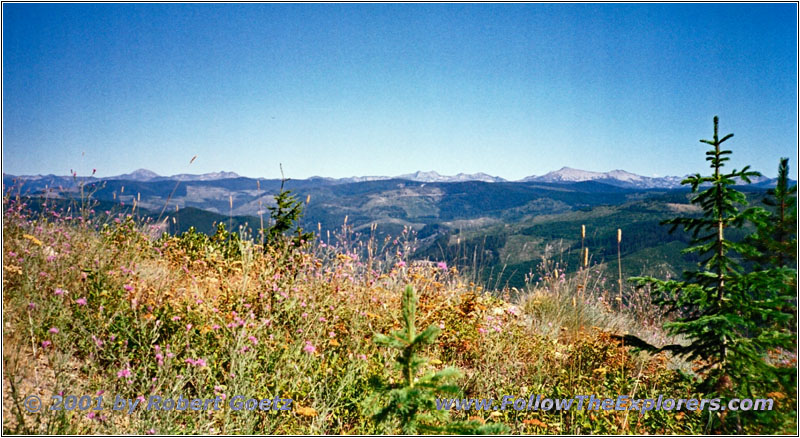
[3,198,794,434]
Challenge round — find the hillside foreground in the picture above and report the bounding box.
[2,198,796,434]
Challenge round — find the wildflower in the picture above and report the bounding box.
[155,353,164,366]
[172,316,181,321]
[211,324,220,331]
[186,324,193,332]
[397,260,406,268]
[248,336,258,345]
[185,358,207,367]
[478,327,487,334]
[28,302,36,310]
[117,368,132,379]
[54,288,66,296]
[437,261,448,270]
[301,312,308,318]
[49,327,59,334]
[303,341,316,354]
[123,284,133,292]
[41,340,52,348]
[76,297,87,306]
[329,331,336,338]
[318,316,327,322]
[358,354,367,360]
[439,321,445,330]
[92,335,104,348]
[146,429,155,435]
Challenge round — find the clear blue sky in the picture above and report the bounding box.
[3,3,797,180]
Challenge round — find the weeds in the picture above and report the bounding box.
[2,190,795,434]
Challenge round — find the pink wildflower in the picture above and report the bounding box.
[123,284,133,292]
[172,316,181,321]
[49,327,59,334]
[248,336,258,345]
[437,261,448,270]
[54,288,66,296]
[117,368,132,379]
[76,297,87,306]
[303,341,316,354]
[41,340,52,348]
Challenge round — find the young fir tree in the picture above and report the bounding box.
[747,158,797,269]
[368,285,506,434]
[262,167,313,250]
[626,117,796,433]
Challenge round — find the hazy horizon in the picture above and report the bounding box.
[3,3,797,180]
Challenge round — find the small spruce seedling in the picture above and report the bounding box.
[368,285,506,434]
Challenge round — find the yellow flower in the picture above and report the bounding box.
[295,405,317,417]
[22,234,42,246]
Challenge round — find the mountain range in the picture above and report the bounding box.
[4,165,789,289]
[4,166,780,190]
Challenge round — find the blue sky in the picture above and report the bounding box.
[3,3,797,180]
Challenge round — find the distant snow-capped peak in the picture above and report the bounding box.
[396,171,506,183]
[521,167,683,188]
